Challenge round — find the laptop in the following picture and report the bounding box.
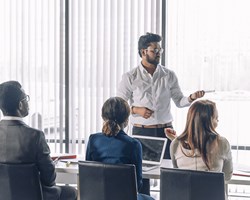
[133,135,167,171]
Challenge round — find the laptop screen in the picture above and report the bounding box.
[133,135,167,165]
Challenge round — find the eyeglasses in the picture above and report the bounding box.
[146,48,164,54]
[20,95,30,102]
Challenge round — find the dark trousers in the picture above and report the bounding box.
[42,185,77,200]
[132,125,173,195]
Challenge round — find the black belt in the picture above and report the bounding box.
[133,122,172,128]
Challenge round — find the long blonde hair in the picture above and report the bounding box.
[101,97,130,136]
[178,100,219,169]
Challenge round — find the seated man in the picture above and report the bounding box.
[0,81,77,200]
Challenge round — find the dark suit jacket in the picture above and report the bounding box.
[86,130,143,190]
[0,120,57,197]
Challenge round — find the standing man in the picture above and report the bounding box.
[0,81,77,200]
[117,32,205,194]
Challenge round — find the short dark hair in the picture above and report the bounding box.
[138,32,162,57]
[0,81,23,115]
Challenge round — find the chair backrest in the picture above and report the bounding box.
[160,168,225,200]
[0,163,43,200]
[78,161,138,200]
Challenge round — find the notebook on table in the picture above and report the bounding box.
[133,135,167,171]
[51,153,77,161]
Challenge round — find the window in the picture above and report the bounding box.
[69,0,162,154]
[167,0,250,165]
[0,0,63,153]
[1,0,249,166]
[0,0,162,155]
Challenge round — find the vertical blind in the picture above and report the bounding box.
[0,0,63,153]
[167,0,250,165]
[2,0,250,165]
[0,0,162,155]
[69,0,162,154]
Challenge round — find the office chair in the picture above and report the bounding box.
[0,163,43,200]
[160,168,225,200]
[78,161,138,200]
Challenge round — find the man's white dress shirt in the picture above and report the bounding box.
[117,63,191,125]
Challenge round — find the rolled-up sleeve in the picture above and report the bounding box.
[169,71,190,108]
[117,73,133,102]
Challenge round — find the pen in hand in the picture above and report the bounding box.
[204,90,215,93]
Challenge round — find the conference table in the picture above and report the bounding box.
[55,159,250,190]
[55,159,172,184]
[55,159,173,200]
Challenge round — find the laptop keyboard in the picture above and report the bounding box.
[143,163,156,168]
[142,163,159,171]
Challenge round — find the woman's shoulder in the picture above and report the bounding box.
[216,135,231,153]
[217,135,230,146]
[88,132,105,140]
[118,132,141,145]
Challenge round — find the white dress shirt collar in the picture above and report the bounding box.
[1,116,23,121]
[139,62,161,76]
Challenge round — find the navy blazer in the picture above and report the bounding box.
[86,130,143,190]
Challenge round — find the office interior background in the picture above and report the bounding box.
[0,0,250,167]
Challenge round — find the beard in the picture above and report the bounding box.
[20,104,29,118]
[146,54,160,65]
[20,109,29,118]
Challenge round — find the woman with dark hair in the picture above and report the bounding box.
[86,97,154,200]
[166,100,233,182]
